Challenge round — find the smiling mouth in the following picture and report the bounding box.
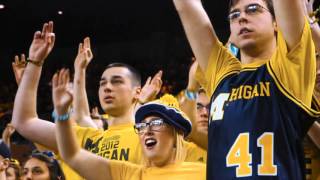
[145,138,157,149]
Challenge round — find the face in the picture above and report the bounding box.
[22,158,50,180]
[6,167,17,180]
[196,92,209,133]
[229,0,276,51]
[98,67,140,116]
[315,57,320,94]
[136,116,176,166]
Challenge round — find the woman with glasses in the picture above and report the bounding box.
[21,150,65,180]
[173,0,319,179]
[52,69,205,180]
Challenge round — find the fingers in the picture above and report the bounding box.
[151,70,163,85]
[13,54,26,67]
[14,55,19,65]
[52,72,59,88]
[34,31,42,40]
[78,43,83,54]
[53,69,70,88]
[21,54,26,63]
[155,70,163,79]
[84,37,91,49]
[145,76,152,85]
[41,23,48,38]
[48,21,54,33]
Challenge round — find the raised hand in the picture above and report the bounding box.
[138,70,163,104]
[29,21,55,64]
[2,123,15,148]
[12,54,27,85]
[74,37,93,70]
[52,69,73,115]
[91,107,101,119]
[305,0,315,16]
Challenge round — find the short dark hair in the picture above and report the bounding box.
[228,0,275,20]
[105,63,141,87]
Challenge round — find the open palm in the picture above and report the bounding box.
[52,69,73,115]
[29,21,55,63]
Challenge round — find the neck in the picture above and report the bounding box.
[240,37,276,64]
[107,105,135,126]
[150,149,176,167]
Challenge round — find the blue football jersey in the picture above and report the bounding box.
[206,62,320,179]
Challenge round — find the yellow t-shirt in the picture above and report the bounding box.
[196,19,316,111]
[60,124,207,179]
[184,141,207,163]
[75,123,142,163]
[61,123,142,180]
[109,161,206,180]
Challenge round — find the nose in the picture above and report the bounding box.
[200,108,209,118]
[238,12,248,24]
[103,82,112,93]
[25,172,32,180]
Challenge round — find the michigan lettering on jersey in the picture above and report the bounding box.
[83,135,130,161]
[228,82,271,101]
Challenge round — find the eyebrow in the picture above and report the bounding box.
[100,75,124,81]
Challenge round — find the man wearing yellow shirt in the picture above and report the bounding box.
[11,21,206,179]
[52,68,206,180]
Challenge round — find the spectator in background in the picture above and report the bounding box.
[21,150,65,180]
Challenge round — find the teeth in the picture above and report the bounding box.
[145,139,157,146]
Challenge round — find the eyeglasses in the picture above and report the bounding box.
[228,3,270,22]
[196,103,210,111]
[134,119,166,134]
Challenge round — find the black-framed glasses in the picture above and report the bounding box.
[134,119,166,134]
[228,3,270,22]
[196,103,210,111]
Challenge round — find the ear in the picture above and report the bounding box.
[133,86,142,100]
[273,21,278,33]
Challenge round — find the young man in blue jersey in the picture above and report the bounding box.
[174,0,320,179]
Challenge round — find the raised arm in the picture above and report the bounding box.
[11,21,58,151]
[180,61,208,149]
[53,69,112,180]
[304,0,320,52]
[173,0,218,71]
[73,37,97,128]
[273,0,306,50]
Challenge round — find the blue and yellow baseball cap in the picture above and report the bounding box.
[135,94,192,136]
